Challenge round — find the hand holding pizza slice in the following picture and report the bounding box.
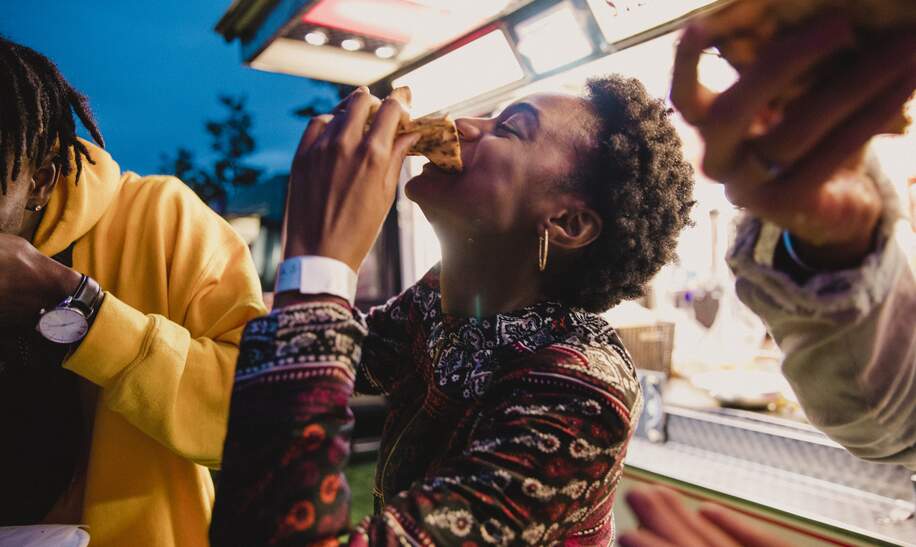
[283,85,462,273]
[366,86,463,173]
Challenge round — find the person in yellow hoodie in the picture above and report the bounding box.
[0,37,266,545]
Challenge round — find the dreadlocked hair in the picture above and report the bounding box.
[0,36,103,194]
[546,75,695,313]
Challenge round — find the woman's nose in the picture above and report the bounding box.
[455,118,485,142]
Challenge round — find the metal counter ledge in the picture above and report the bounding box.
[615,379,916,546]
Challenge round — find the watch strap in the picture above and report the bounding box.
[274,256,358,305]
[69,274,103,319]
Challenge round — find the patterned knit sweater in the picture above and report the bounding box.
[212,269,642,546]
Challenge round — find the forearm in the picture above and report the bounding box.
[780,261,916,466]
[212,302,366,546]
[729,215,916,467]
[64,292,262,466]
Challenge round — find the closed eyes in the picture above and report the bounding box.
[496,120,521,138]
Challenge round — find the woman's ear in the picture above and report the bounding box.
[548,206,602,250]
[30,161,60,206]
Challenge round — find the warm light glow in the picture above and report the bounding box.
[392,30,525,116]
[305,30,329,46]
[302,0,513,57]
[252,37,398,86]
[872,95,916,208]
[698,51,738,93]
[305,0,416,42]
[410,0,511,9]
[341,38,363,51]
[375,45,397,59]
[514,2,593,74]
[398,158,442,285]
[586,0,718,44]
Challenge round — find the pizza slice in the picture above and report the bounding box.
[366,87,463,173]
[400,115,463,173]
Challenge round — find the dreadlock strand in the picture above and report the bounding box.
[69,87,104,149]
[66,87,103,183]
[26,59,52,171]
[20,45,64,175]
[22,54,44,141]
[23,44,101,179]
[4,51,30,185]
[0,36,104,194]
[6,54,32,163]
[50,84,73,177]
[0,51,17,192]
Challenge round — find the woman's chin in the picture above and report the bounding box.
[405,167,454,204]
[403,175,425,203]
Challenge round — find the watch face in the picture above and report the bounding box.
[38,307,90,344]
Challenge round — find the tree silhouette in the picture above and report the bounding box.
[159,95,263,212]
[292,83,354,119]
[207,96,262,186]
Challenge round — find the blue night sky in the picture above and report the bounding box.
[2,1,340,176]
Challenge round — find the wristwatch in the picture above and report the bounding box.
[36,274,104,344]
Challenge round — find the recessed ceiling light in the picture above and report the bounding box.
[341,38,364,51]
[304,30,329,46]
[374,45,396,59]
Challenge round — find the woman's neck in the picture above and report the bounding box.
[438,234,544,317]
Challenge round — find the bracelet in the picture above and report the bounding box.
[781,230,820,274]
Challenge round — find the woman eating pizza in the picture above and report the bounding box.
[210,76,695,546]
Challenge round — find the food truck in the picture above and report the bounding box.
[216,1,916,544]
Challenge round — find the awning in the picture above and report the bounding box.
[216,0,728,103]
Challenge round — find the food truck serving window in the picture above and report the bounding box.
[398,14,915,537]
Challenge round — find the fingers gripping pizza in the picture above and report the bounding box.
[367,86,463,173]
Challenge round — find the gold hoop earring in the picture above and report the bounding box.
[538,228,549,272]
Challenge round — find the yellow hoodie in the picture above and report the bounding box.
[32,140,267,546]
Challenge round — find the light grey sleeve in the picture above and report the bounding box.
[726,157,916,469]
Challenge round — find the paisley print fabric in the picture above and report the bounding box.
[212,268,642,546]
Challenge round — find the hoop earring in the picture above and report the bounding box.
[538,228,549,272]
[25,203,44,212]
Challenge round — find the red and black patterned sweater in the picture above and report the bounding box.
[211,269,642,546]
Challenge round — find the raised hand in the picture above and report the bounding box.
[282,86,418,273]
[671,13,916,268]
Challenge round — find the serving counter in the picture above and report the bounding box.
[616,380,916,546]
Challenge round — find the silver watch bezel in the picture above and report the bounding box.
[37,304,90,344]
